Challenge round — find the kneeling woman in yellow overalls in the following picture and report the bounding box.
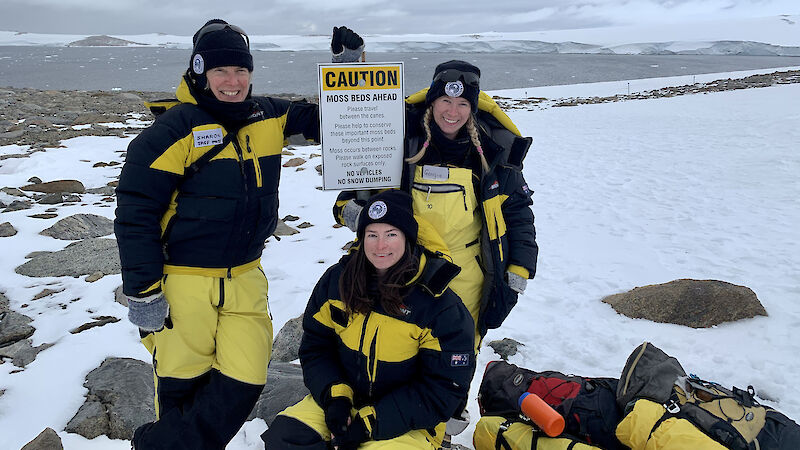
[263,191,476,449]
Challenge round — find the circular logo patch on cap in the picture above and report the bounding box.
[445,80,464,98]
[368,200,388,220]
[192,54,204,74]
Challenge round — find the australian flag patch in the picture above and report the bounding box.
[450,353,470,367]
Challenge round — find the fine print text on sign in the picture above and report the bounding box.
[318,63,405,190]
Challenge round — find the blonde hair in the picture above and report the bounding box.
[405,105,490,174]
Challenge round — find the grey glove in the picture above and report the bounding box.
[342,199,363,232]
[507,271,527,294]
[331,26,364,63]
[127,292,169,332]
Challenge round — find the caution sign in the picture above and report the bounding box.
[318,62,405,190]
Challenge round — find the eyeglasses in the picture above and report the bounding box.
[193,23,250,49]
[433,69,480,87]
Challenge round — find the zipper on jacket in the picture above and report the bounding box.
[412,182,468,210]
[357,312,372,397]
[231,138,249,194]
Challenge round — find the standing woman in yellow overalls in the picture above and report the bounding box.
[334,60,538,435]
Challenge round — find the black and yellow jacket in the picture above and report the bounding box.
[299,248,476,441]
[334,90,538,335]
[115,77,319,296]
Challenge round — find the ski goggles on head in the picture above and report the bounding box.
[433,68,480,87]
[194,23,250,49]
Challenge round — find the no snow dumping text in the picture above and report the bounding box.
[323,67,400,91]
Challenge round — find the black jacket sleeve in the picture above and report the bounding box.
[283,99,321,142]
[371,294,476,440]
[298,265,350,407]
[500,167,538,278]
[114,117,185,296]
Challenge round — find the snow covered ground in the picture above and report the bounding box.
[1,14,799,55]
[0,65,798,448]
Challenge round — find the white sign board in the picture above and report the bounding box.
[318,62,405,190]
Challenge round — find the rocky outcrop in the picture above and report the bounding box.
[248,361,309,426]
[602,279,767,328]
[487,338,524,360]
[15,238,120,277]
[65,358,155,440]
[20,427,63,450]
[39,213,114,240]
[271,315,304,362]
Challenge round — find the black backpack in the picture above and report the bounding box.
[478,360,625,450]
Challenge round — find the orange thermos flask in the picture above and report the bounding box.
[518,392,565,437]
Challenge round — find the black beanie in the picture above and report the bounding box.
[189,19,253,89]
[357,190,418,244]
[425,60,481,112]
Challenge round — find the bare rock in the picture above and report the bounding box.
[70,316,120,334]
[27,177,43,184]
[282,214,299,222]
[20,179,85,194]
[486,338,525,360]
[272,315,304,362]
[0,338,54,367]
[29,213,58,219]
[0,221,17,237]
[86,186,116,196]
[32,288,64,300]
[602,279,767,328]
[273,220,299,237]
[3,199,33,212]
[0,310,35,346]
[114,285,128,307]
[85,271,104,282]
[282,157,306,168]
[1,187,28,197]
[65,357,155,440]
[248,361,309,426]
[40,213,113,240]
[38,193,65,204]
[297,222,313,229]
[20,427,63,450]
[15,238,120,278]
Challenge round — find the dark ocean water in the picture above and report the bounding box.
[0,46,797,95]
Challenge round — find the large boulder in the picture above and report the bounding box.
[15,238,120,277]
[271,314,303,362]
[602,279,767,328]
[39,213,114,240]
[20,427,63,450]
[20,179,85,194]
[0,309,35,346]
[248,361,309,426]
[65,357,155,440]
[0,221,16,237]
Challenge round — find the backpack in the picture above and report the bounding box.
[478,360,625,450]
[616,341,800,450]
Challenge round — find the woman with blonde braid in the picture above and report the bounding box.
[333,60,538,437]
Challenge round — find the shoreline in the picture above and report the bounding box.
[2,68,798,150]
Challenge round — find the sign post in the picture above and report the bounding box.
[318,62,405,190]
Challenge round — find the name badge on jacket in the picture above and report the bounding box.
[422,165,449,181]
[193,128,224,147]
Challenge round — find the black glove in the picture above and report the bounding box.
[324,397,352,438]
[331,414,369,450]
[331,26,364,54]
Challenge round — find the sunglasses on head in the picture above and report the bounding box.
[433,69,480,87]
[194,23,250,49]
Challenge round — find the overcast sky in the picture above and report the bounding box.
[1,0,797,36]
